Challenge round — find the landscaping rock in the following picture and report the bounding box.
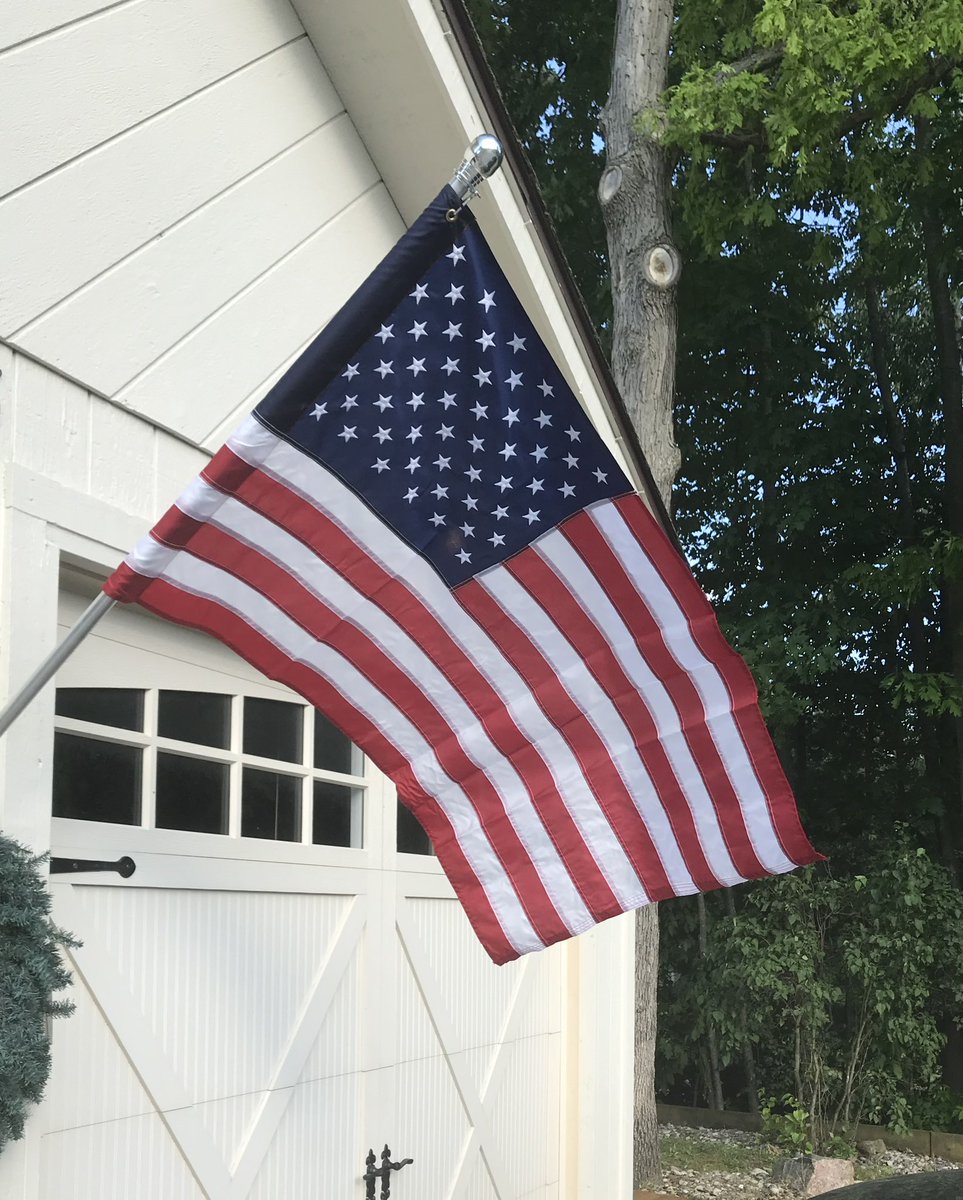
[818,1171,963,1197]
[856,1140,888,1159]
[772,1155,856,1196]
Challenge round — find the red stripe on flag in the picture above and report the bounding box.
[560,511,769,880]
[507,542,723,892]
[128,576,522,964]
[205,451,625,923]
[456,571,679,900]
[613,495,821,867]
[162,519,574,946]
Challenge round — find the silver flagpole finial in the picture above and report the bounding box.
[449,134,504,200]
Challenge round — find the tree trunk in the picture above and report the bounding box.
[600,0,681,505]
[633,906,660,1182]
[696,894,724,1110]
[599,0,680,1187]
[723,886,759,1110]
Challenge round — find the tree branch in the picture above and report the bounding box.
[696,53,960,154]
[714,44,785,84]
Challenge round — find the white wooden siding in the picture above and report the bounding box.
[0,0,400,448]
[0,0,303,197]
[0,38,342,332]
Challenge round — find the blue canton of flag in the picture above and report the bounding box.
[282,223,630,585]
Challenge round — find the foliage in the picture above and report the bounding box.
[760,1094,814,1153]
[658,833,963,1140]
[0,836,78,1153]
[465,0,963,1135]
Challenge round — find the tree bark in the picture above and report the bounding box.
[600,0,681,505]
[599,0,680,1187]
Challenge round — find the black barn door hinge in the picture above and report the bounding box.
[50,856,136,878]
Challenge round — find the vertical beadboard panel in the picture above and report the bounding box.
[42,954,154,1133]
[0,0,304,197]
[396,931,444,1064]
[300,945,363,1083]
[462,1151,501,1200]
[488,1035,561,1199]
[246,1074,362,1199]
[195,1091,264,1172]
[75,886,349,1103]
[405,897,522,1053]
[39,1113,204,1200]
[393,1054,471,1200]
[9,355,91,493]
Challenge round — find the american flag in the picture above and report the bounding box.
[105,187,818,964]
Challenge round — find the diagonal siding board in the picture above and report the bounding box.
[14,114,379,394]
[116,185,404,447]
[0,37,342,333]
[0,0,303,197]
[0,0,133,55]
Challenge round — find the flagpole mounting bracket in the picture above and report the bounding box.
[448,133,503,202]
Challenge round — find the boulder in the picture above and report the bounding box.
[819,1171,963,1198]
[772,1155,856,1196]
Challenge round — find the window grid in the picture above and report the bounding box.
[54,689,366,848]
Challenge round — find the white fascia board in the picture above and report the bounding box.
[291,0,643,490]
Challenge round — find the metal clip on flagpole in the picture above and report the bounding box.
[0,135,505,742]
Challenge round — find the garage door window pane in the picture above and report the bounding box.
[159,691,230,749]
[55,688,144,731]
[52,732,142,825]
[156,752,228,834]
[313,781,358,847]
[397,801,432,855]
[313,713,356,774]
[242,768,300,841]
[243,698,302,763]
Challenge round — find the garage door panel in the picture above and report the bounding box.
[403,897,525,1056]
[76,885,352,1102]
[461,1152,502,1200]
[299,947,363,1084]
[489,1035,561,1198]
[42,952,155,1132]
[247,1073,363,1200]
[40,1112,206,1200]
[196,1092,265,1177]
[395,1055,473,1199]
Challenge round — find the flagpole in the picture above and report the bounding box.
[0,591,115,737]
[0,135,505,742]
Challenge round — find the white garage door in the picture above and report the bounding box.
[41,584,566,1199]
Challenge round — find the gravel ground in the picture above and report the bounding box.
[658,1123,958,1199]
